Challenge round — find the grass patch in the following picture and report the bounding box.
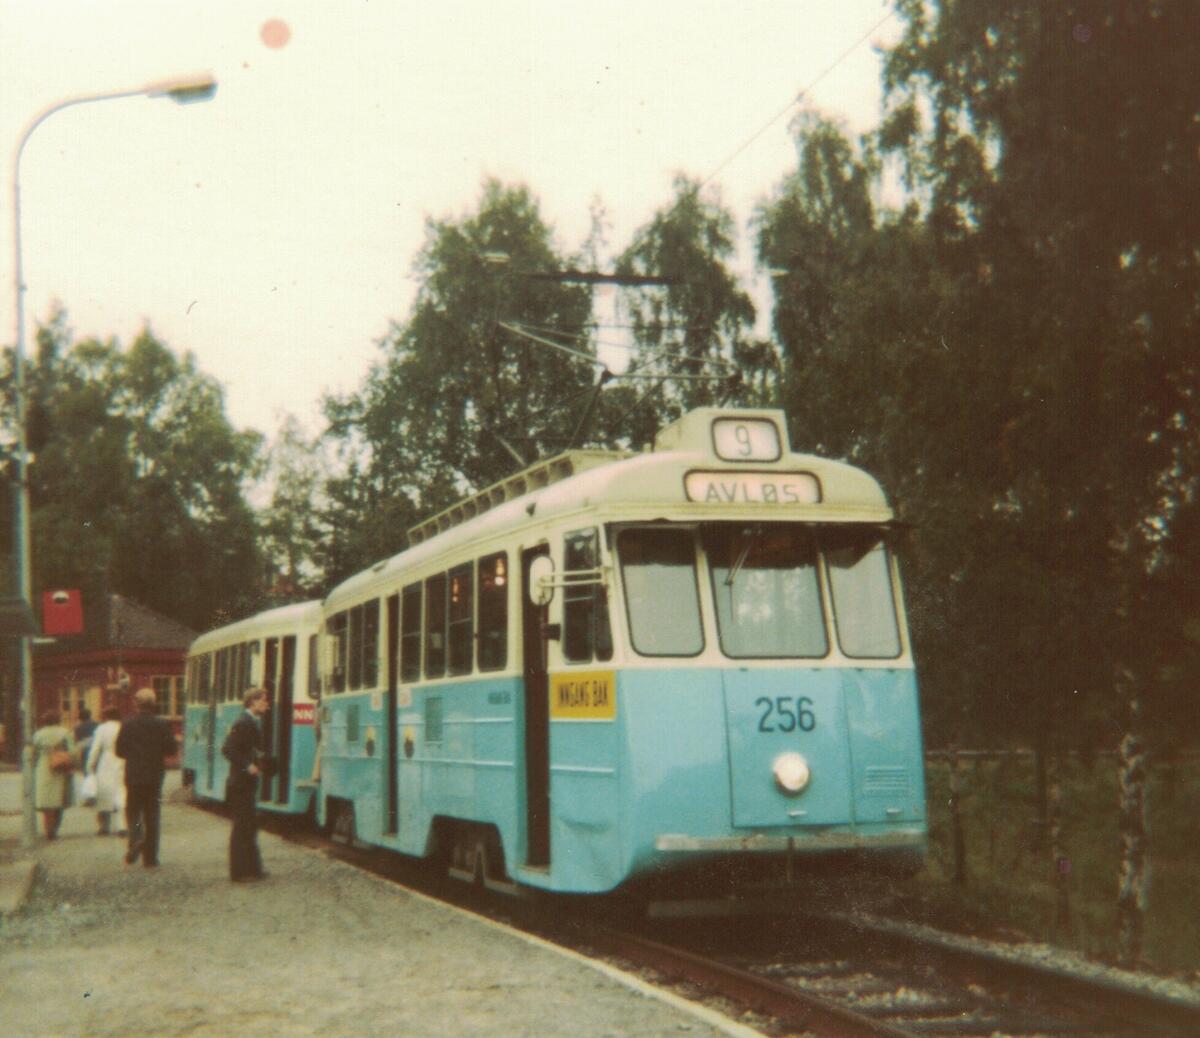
[903,754,1200,976]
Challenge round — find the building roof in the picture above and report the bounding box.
[35,593,197,656]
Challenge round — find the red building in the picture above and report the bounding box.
[34,593,197,738]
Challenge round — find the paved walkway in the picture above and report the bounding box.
[0,771,762,1037]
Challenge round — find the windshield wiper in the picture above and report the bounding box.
[725,525,758,587]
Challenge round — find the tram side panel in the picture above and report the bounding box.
[841,667,926,856]
[320,675,525,859]
[182,701,208,793]
[399,675,525,859]
[319,692,382,840]
[544,670,625,891]
[614,669,730,887]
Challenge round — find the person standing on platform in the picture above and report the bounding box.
[115,688,176,868]
[86,706,126,835]
[224,686,271,883]
[32,710,75,840]
[73,708,97,765]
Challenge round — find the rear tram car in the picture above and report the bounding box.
[314,407,926,894]
[182,601,322,816]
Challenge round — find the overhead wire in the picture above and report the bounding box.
[499,320,738,382]
[700,7,896,189]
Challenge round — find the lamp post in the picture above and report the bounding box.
[11,73,217,847]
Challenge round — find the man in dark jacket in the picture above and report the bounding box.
[223,687,271,882]
[115,687,177,868]
[73,707,98,765]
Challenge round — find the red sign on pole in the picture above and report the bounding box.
[42,589,83,636]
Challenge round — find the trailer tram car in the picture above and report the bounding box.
[313,408,926,895]
[182,601,322,816]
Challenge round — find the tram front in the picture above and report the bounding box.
[604,411,927,891]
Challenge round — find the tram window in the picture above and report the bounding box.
[232,643,245,700]
[618,528,704,656]
[308,635,320,698]
[824,529,902,659]
[477,553,508,671]
[425,573,448,678]
[214,648,227,702]
[349,605,364,689]
[401,583,422,682]
[244,641,259,692]
[329,611,348,693]
[226,646,238,701]
[448,564,474,676]
[199,653,211,704]
[564,529,613,663]
[364,599,380,687]
[348,599,380,689]
[704,523,827,659]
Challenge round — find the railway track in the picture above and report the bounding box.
[246,803,1199,1037]
[599,912,1200,1038]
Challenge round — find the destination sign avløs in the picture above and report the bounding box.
[684,470,820,505]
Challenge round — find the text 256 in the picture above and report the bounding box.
[756,696,816,733]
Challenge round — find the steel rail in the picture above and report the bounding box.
[594,929,920,1038]
[829,913,1200,1037]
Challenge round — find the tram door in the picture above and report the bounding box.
[259,636,296,804]
[260,639,278,802]
[274,637,296,804]
[205,674,218,793]
[385,593,400,835]
[521,546,551,867]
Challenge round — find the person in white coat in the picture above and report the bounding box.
[85,706,126,836]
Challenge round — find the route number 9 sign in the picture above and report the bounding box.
[712,419,781,462]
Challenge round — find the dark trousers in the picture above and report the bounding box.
[125,783,162,865]
[228,779,263,880]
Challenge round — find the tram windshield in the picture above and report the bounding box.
[704,524,827,658]
[823,527,901,658]
[617,527,705,656]
[616,523,902,660]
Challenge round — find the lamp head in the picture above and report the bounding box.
[146,73,218,104]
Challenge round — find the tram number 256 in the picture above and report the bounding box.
[756,696,816,733]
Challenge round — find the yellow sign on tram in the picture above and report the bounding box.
[550,670,616,720]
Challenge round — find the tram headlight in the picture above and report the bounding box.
[772,752,811,796]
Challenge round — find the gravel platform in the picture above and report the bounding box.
[0,778,760,1038]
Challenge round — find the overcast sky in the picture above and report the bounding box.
[2,1,900,439]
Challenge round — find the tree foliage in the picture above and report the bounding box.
[14,311,263,631]
[758,4,1200,750]
[259,414,326,602]
[320,181,598,583]
[883,0,1200,745]
[613,175,774,446]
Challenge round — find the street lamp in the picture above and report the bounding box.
[10,73,217,847]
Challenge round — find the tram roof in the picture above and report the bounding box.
[325,408,896,610]
[188,599,323,655]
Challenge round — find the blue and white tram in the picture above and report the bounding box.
[182,600,322,816]
[314,407,926,894]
